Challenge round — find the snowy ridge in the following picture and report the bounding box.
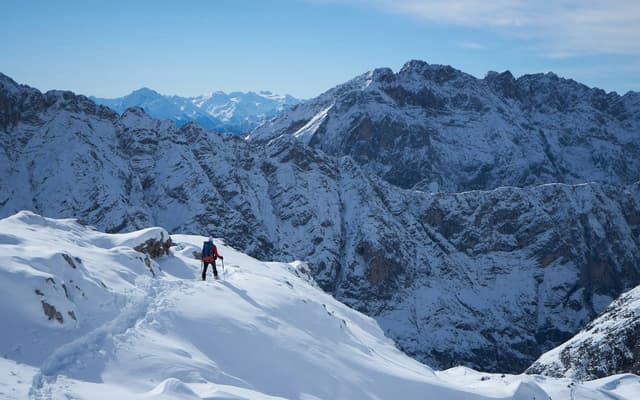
[2,212,640,399]
[91,87,300,134]
[527,284,640,380]
[249,60,640,192]
[0,211,165,368]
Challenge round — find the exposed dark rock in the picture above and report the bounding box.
[133,234,173,258]
[62,253,77,269]
[41,301,63,323]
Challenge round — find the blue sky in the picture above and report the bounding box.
[1,0,638,98]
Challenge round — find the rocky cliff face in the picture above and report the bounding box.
[527,284,640,380]
[2,72,640,373]
[249,60,640,192]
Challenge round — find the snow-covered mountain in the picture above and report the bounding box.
[527,284,640,380]
[248,60,640,192]
[91,87,300,134]
[191,90,300,133]
[2,71,640,374]
[2,211,640,399]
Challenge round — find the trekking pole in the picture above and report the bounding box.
[222,259,225,281]
[200,259,203,280]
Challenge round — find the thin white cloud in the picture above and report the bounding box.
[543,51,577,60]
[458,41,487,50]
[333,0,640,56]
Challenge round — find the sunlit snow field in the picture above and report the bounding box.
[1,212,639,399]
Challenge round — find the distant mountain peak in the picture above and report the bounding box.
[92,86,301,134]
[398,60,466,82]
[0,72,17,85]
[0,72,26,96]
[129,87,162,96]
[485,70,515,80]
[400,59,430,71]
[369,67,395,84]
[485,70,519,99]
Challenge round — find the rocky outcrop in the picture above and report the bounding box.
[41,301,64,323]
[527,285,640,380]
[133,234,174,259]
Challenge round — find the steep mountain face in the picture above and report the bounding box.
[527,284,640,380]
[249,60,640,192]
[91,87,300,134]
[2,72,640,373]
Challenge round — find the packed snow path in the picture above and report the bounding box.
[1,212,640,399]
[28,276,157,399]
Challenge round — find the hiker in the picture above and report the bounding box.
[202,236,223,280]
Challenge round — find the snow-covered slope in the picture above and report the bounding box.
[248,60,640,192]
[527,284,640,380]
[2,72,640,374]
[91,88,300,134]
[2,212,640,400]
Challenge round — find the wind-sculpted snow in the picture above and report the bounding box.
[249,60,640,192]
[2,212,640,399]
[0,212,163,369]
[2,72,640,374]
[527,284,640,380]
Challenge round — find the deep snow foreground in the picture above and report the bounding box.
[1,212,639,399]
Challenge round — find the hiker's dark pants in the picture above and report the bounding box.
[202,261,218,280]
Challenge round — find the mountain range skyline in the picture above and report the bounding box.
[90,86,301,133]
[92,86,302,103]
[21,64,640,104]
[2,1,638,99]
[37,61,640,138]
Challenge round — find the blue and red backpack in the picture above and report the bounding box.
[202,241,215,263]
